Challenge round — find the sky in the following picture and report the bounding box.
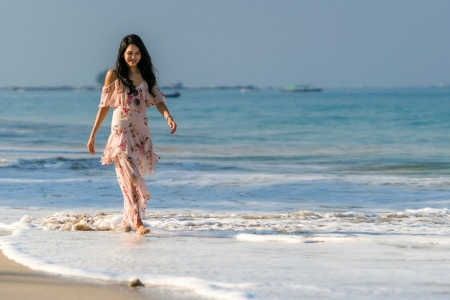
[1,0,449,88]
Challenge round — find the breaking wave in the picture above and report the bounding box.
[2,208,449,239]
[2,157,100,170]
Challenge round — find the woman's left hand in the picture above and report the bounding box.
[168,117,177,134]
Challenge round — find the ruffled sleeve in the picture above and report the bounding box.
[98,80,117,107]
[145,84,166,108]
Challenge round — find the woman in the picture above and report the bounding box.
[87,34,177,235]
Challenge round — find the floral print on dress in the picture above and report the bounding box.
[119,141,128,151]
[98,79,162,231]
[120,107,131,119]
[129,123,139,137]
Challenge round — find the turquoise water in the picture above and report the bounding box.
[1,87,450,213]
[2,87,450,300]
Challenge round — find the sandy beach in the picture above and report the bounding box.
[0,228,143,300]
[0,229,206,300]
[0,251,145,300]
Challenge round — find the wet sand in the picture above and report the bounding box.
[0,230,204,300]
[0,249,146,300]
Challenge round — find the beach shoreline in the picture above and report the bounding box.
[0,252,146,300]
[0,230,207,300]
[0,228,145,300]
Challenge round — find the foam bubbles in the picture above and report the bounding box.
[2,208,450,239]
[0,215,36,230]
[39,212,123,231]
[1,221,450,300]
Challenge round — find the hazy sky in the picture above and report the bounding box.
[1,0,449,88]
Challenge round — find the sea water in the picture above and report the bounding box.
[0,87,450,299]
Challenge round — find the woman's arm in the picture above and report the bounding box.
[87,70,117,155]
[87,106,110,155]
[156,101,177,134]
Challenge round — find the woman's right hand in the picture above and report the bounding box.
[87,136,96,155]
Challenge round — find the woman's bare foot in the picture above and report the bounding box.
[136,225,150,235]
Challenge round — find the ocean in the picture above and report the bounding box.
[1,87,450,299]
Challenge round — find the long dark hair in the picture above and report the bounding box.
[115,34,157,96]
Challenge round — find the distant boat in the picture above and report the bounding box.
[282,85,323,92]
[163,91,181,98]
[240,87,260,93]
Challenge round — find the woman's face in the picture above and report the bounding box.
[123,44,141,68]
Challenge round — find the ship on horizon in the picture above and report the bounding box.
[282,84,323,92]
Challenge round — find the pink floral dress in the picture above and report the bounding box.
[99,79,166,231]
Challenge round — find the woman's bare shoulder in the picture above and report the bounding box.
[104,69,118,87]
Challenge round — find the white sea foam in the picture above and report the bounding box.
[2,232,248,300]
[1,208,449,238]
[236,233,311,243]
[0,215,36,230]
[0,158,16,167]
[1,222,450,300]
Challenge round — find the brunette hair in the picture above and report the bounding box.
[115,34,157,96]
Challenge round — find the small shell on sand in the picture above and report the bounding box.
[128,278,144,287]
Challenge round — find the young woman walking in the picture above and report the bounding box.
[87,34,177,235]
